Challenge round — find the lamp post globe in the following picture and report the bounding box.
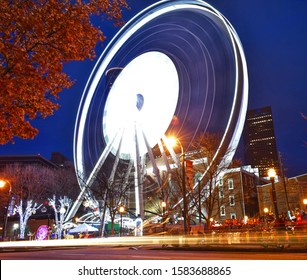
[268,168,276,179]
[119,206,125,237]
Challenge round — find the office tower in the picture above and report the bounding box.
[243,106,279,177]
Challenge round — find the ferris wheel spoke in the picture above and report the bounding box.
[141,128,162,187]
[108,128,125,183]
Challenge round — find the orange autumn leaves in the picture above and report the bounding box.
[0,0,128,143]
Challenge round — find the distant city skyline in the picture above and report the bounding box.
[0,0,306,178]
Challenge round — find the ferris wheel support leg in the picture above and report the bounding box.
[64,186,87,223]
[134,123,144,220]
[109,129,124,183]
[65,130,121,222]
[86,128,121,187]
[142,130,162,187]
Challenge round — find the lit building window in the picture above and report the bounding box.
[228,178,234,189]
[230,213,236,220]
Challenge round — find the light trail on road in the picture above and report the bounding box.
[1,232,306,250]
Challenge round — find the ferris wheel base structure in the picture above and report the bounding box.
[65,0,248,224]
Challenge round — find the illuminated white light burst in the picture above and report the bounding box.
[103,52,179,159]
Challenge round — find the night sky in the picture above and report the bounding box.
[0,0,306,178]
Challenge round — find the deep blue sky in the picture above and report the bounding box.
[0,0,306,177]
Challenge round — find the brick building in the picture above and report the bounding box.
[257,173,307,217]
[212,166,268,222]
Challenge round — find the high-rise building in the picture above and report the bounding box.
[243,106,279,177]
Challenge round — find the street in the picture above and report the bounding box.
[1,245,307,260]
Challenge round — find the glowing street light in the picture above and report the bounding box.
[0,179,12,241]
[303,199,307,210]
[263,207,269,229]
[161,201,166,208]
[119,205,125,237]
[268,168,276,179]
[268,168,279,221]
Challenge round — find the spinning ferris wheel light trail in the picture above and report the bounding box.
[65,0,248,224]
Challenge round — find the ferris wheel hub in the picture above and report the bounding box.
[136,93,144,111]
[103,51,179,159]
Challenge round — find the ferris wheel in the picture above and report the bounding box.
[65,0,248,222]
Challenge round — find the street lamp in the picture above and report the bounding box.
[264,207,269,229]
[0,179,12,241]
[209,217,214,231]
[119,205,125,237]
[303,199,307,211]
[268,168,279,221]
[161,201,166,232]
[167,137,188,235]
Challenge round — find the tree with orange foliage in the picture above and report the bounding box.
[0,0,128,144]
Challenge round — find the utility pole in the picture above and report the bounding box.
[198,180,202,225]
[279,152,290,212]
